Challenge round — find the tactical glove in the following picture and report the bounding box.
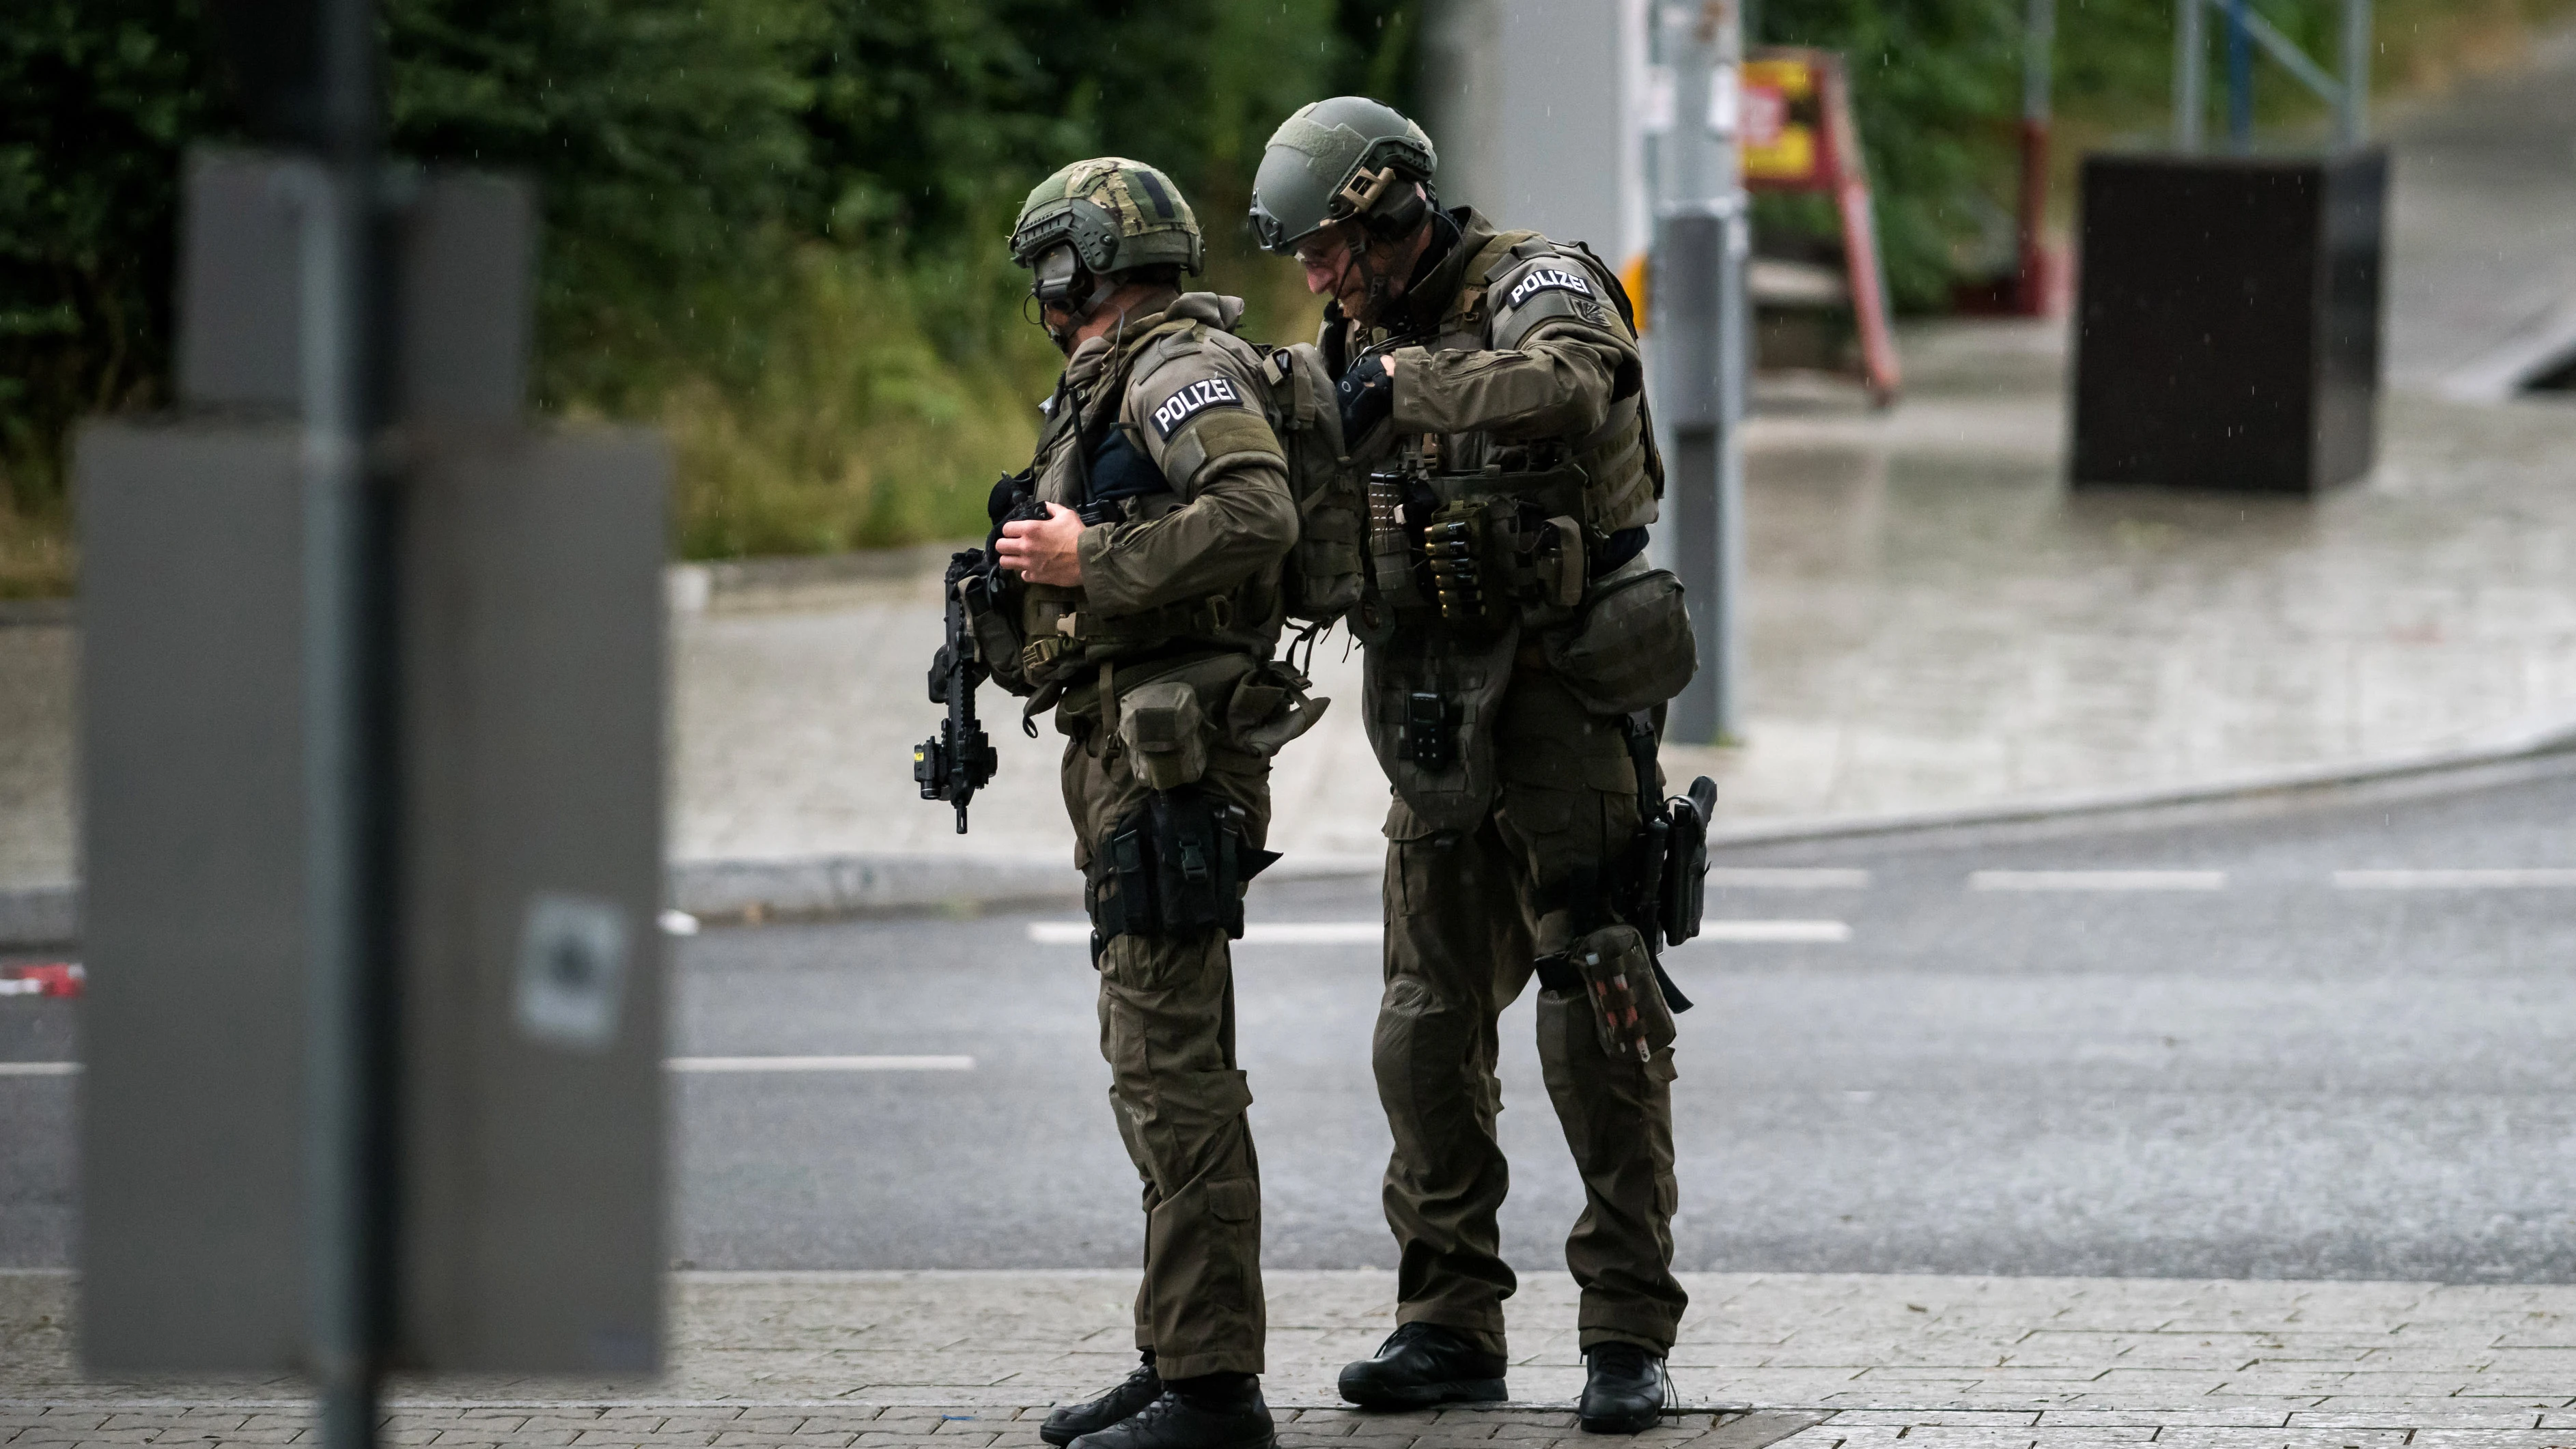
[1336,352,1395,440]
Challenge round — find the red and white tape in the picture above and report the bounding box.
[0,963,84,998]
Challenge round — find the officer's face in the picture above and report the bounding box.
[1295,223,1369,313]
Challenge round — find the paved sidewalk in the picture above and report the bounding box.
[10,1270,2576,1446]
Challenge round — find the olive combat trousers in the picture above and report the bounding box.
[1376,666,1688,1357]
[1063,722,1272,1381]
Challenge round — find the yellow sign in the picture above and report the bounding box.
[1741,57,1821,185]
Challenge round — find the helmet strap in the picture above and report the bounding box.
[1040,266,1123,355]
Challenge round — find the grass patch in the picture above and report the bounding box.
[0,492,72,600]
[665,244,1060,557]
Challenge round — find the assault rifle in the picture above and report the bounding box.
[916,550,1001,832]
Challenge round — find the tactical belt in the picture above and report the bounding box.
[1022,593,1239,676]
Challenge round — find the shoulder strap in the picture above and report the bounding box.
[1454,229,1541,327]
[1476,229,1550,285]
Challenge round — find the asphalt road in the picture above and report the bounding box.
[8,755,2576,1281]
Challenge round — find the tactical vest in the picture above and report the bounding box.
[1350,222,1688,831]
[1010,304,1287,696]
[1354,225,1662,645]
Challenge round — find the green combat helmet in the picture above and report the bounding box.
[1009,157,1204,294]
[1249,96,1437,255]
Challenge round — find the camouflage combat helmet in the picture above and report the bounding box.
[1248,96,1437,256]
[1009,157,1205,281]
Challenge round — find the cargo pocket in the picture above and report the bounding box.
[1496,782,1576,839]
[1206,1177,1259,1222]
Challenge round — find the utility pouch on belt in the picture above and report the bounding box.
[1115,679,1208,791]
[1227,660,1331,758]
[1545,559,1697,716]
[1091,786,1281,948]
[1566,924,1677,1065]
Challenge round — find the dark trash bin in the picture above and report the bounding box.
[2071,149,2388,492]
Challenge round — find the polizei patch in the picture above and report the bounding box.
[1504,266,1595,309]
[1149,376,1246,440]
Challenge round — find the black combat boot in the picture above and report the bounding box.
[1336,1321,1509,1409]
[1066,1375,1274,1449]
[1576,1342,1672,1434]
[1041,1355,1164,1446]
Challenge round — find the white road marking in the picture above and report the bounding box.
[1032,919,1851,945]
[2334,869,2576,890]
[1705,868,1873,889]
[1970,869,2226,892]
[1696,919,1852,943]
[664,1056,974,1073]
[1028,920,1378,945]
[1,1057,974,1079]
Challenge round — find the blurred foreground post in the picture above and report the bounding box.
[79,3,669,1442]
[1652,0,1747,744]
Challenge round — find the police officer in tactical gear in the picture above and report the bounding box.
[977,158,1310,1449]
[1251,98,1696,1435]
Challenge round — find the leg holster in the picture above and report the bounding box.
[1089,785,1282,954]
[1534,862,1696,1016]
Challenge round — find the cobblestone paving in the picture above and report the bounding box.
[8,1271,2576,1448]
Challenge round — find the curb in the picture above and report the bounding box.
[11,720,2576,948]
[667,848,1388,926]
[0,885,79,953]
[1703,715,2576,849]
[670,852,1077,923]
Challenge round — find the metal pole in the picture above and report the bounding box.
[1713,0,1746,744]
[2017,0,2055,315]
[301,0,391,1446]
[2174,0,2204,152]
[2338,0,2372,146]
[2225,0,2254,152]
[1655,0,1744,744]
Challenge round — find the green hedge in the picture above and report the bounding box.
[1,0,2566,590]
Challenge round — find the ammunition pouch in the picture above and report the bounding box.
[1088,786,1281,948]
[1366,460,1624,640]
[1542,923,1677,1065]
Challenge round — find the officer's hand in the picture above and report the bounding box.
[1337,352,1395,440]
[996,502,1087,587]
